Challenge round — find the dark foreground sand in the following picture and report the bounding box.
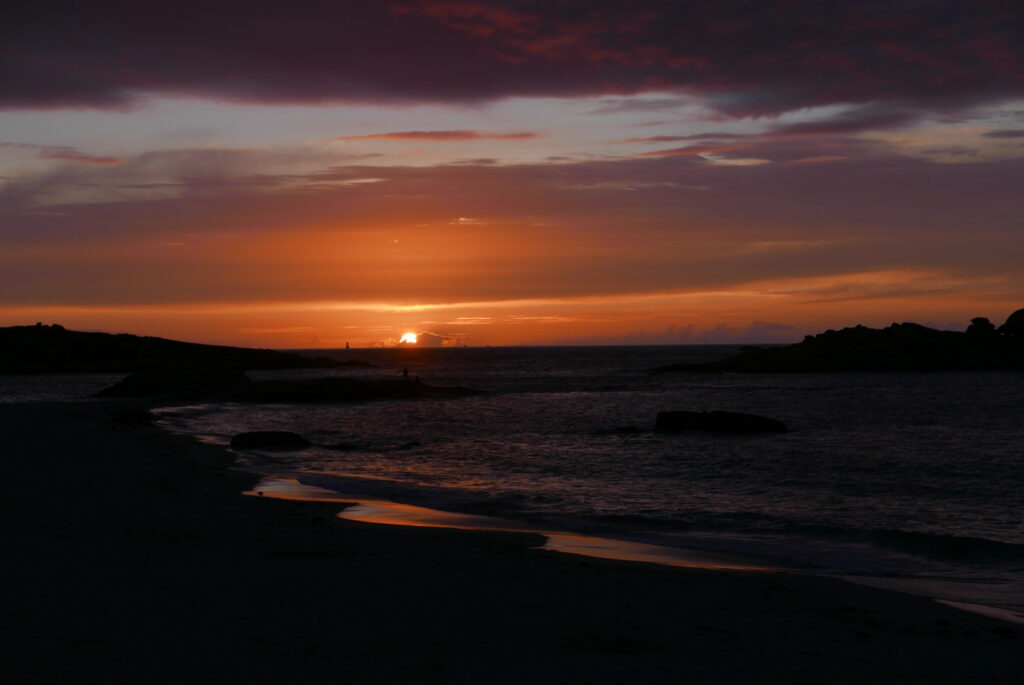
[3,400,1021,684]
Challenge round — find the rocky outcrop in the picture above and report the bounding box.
[0,323,366,374]
[95,365,250,397]
[229,431,312,450]
[999,308,1024,337]
[655,411,788,434]
[650,313,1024,374]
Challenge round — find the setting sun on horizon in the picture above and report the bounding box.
[1,2,1021,347]
[5,5,1024,683]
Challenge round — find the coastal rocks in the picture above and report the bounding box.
[649,311,1024,374]
[230,431,312,450]
[655,411,787,434]
[0,323,357,374]
[96,365,250,397]
[999,308,1024,336]
[966,317,997,337]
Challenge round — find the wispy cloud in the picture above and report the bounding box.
[336,130,540,142]
[1,142,123,165]
[982,129,1024,138]
[635,143,739,157]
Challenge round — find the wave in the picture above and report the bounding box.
[865,528,1024,562]
[584,510,1024,564]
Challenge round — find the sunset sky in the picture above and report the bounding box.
[3,1,1022,347]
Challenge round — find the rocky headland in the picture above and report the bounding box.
[650,309,1024,374]
[0,323,367,374]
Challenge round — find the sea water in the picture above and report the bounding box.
[148,346,1023,613]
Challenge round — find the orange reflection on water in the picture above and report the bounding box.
[245,476,777,572]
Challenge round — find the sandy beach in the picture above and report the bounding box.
[3,399,1021,684]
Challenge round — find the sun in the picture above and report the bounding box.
[398,332,418,344]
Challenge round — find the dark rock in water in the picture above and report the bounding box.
[230,431,312,450]
[655,411,787,434]
[96,365,250,397]
[999,308,1024,336]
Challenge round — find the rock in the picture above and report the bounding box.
[96,365,250,397]
[966,317,997,336]
[0,323,352,374]
[999,308,1024,336]
[229,431,312,449]
[655,410,788,434]
[649,311,1024,374]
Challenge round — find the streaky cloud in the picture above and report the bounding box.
[335,130,540,142]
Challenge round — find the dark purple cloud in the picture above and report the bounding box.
[3,1,1022,120]
[983,129,1024,138]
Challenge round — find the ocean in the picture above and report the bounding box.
[14,345,1022,614]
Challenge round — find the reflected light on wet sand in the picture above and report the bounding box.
[244,476,776,572]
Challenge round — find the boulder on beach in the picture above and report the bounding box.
[229,431,312,450]
[655,410,788,434]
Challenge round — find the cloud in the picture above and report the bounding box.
[335,130,539,142]
[587,96,694,115]
[1,142,123,165]
[983,129,1024,138]
[544,321,802,345]
[770,104,924,136]
[635,143,738,157]
[620,133,748,144]
[414,330,463,347]
[4,1,1023,122]
[2,144,1022,311]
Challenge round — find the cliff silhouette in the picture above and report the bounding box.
[0,323,356,374]
[650,309,1024,374]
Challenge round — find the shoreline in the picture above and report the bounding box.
[4,398,1022,683]
[244,474,1024,624]
[244,474,779,572]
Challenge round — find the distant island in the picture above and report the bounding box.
[0,323,360,374]
[651,309,1024,374]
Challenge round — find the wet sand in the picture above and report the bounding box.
[2,400,1021,684]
